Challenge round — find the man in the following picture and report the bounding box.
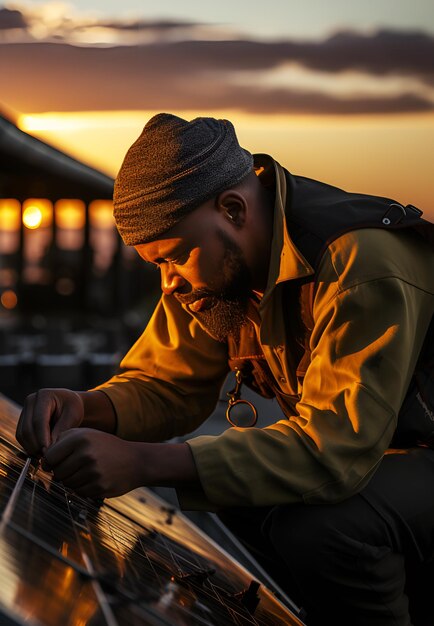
[17,113,434,624]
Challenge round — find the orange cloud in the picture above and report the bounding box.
[1,29,434,115]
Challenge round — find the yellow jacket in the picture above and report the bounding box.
[96,158,434,511]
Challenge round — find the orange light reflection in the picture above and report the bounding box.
[89,200,114,228]
[22,199,52,229]
[1,290,18,310]
[0,199,21,231]
[55,199,86,229]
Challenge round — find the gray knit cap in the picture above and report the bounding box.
[113,113,254,245]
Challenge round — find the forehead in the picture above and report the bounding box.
[134,201,216,262]
[135,236,186,262]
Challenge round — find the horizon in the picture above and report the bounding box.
[1,1,433,218]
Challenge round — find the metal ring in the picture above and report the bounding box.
[226,399,258,428]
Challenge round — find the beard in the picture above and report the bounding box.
[174,230,252,342]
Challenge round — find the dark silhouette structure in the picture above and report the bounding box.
[0,109,159,403]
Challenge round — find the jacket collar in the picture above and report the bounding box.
[255,154,313,311]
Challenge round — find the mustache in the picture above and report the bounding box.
[174,288,215,306]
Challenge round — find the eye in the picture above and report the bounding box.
[166,253,188,266]
[143,260,161,271]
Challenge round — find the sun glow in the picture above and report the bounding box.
[16,110,434,221]
[18,111,148,132]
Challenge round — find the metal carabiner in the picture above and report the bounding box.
[226,369,258,428]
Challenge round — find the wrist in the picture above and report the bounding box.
[79,390,117,434]
[135,442,199,488]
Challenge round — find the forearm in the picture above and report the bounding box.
[93,294,229,442]
[78,390,117,434]
[95,378,221,441]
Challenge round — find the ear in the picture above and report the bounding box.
[215,190,247,227]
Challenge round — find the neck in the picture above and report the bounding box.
[251,187,275,293]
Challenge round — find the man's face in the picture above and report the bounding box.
[135,203,253,341]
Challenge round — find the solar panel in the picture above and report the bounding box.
[0,394,306,626]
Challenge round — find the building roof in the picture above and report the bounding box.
[0,109,113,200]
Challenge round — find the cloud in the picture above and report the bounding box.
[1,2,228,44]
[100,19,199,32]
[0,7,27,29]
[1,26,433,115]
[291,30,434,80]
[223,87,433,115]
[144,32,434,83]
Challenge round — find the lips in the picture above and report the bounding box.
[188,297,215,313]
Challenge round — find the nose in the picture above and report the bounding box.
[160,262,186,295]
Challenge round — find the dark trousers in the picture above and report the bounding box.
[217,448,434,626]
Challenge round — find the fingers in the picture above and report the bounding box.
[44,429,134,499]
[44,429,80,467]
[16,393,35,451]
[33,390,56,451]
[16,391,51,456]
[45,433,106,498]
[15,388,84,457]
[44,431,93,495]
[62,475,105,498]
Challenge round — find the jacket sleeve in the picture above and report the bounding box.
[179,229,434,510]
[93,294,229,442]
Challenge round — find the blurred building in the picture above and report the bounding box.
[0,110,159,403]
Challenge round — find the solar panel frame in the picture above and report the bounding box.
[0,394,306,626]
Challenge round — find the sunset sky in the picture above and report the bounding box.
[1,0,433,218]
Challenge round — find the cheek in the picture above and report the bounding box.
[188,247,224,289]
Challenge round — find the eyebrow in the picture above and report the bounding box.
[153,242,187,265]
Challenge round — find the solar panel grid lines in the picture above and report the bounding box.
[0,393,306,626]
[0,456,31,534]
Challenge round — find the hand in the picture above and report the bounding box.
[16,388,84,457]
[43,428,144,498]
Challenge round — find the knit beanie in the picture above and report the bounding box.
[113,113,254,245]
